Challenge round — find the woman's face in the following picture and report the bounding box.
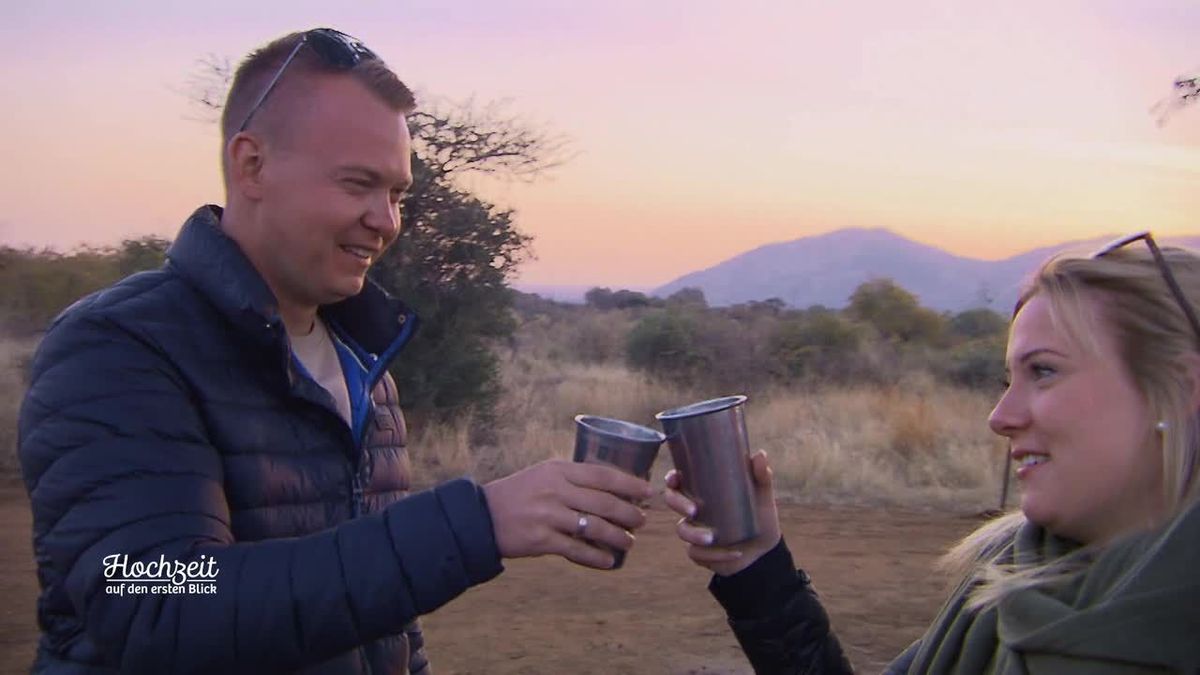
[988,293,1165,544]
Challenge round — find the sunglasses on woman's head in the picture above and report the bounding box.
[1092,231,1200,349]
[236,28,377,134]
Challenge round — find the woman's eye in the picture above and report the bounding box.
[1030,363,1056,379]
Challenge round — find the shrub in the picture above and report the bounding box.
[949,308,1008,340]
[768,312,864,383]
[938,335,1007,389]
[626,310,707,380]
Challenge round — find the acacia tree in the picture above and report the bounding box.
[185,57,563,427]
[370,150,533,427]
[846,278,946,345]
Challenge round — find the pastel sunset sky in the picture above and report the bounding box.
[2,1,1197,288]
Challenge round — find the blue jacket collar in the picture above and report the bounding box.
[167,205,418,358]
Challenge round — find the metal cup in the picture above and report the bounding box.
[573,415,666,569]
[656,395,759,546]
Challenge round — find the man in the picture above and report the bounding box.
[18,28,651,674]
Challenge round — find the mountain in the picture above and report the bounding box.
[652,229,1200,312]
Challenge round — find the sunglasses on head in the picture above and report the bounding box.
[236,28,377,134]
[1092,231,1200,348]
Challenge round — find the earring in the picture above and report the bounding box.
[1156,420,1169,432]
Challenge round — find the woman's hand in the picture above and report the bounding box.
[663,450,783,577]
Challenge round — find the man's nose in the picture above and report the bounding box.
[364,194,401,241]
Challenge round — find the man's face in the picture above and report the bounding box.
[254,73,413,311]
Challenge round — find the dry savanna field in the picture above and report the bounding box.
[0,331,1009,673]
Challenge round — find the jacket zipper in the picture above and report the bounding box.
[351,356,378,674]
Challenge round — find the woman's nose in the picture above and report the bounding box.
[988,385,1028,438]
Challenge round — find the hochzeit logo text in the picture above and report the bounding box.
[103,553,220,596]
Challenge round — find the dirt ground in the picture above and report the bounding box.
[0,481,979,674]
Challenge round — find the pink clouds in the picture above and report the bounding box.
[0,1,1196,286]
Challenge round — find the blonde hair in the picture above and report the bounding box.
[943,241,1200,608]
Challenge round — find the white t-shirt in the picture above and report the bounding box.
[290,318,353,425]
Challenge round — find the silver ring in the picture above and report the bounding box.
[575,512,589,537]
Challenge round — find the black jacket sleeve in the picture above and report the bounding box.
[709,539,855,675]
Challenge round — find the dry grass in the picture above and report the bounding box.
[748,372,1008,508]
[1,333,1007,510]
[409,355,1009,510]
[0,335,37,475]
[408,355,697,487]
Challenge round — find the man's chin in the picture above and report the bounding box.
[322,279,366,305]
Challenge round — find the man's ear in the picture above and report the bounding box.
[227,132,267,201]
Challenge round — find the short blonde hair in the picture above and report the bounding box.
[220,30,416,150]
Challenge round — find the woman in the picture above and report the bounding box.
[665,233,1200,674]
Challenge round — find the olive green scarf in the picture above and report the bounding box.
[899,503,1200,674]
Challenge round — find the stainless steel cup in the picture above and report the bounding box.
[655,395,759,546]
[573,415,666,569]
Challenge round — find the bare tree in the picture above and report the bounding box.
[1152,69,1199,126]
[407,102,571,181]
[177,54,234,123]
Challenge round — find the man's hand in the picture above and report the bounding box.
[483,459,654,569]
[664,450,782,577]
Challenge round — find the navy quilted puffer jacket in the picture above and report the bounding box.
[19,205,504,674]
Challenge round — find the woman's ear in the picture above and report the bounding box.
[226,132,267,201]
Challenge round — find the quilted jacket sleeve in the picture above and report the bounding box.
[18,306,503,673]
[709,539,855,675]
